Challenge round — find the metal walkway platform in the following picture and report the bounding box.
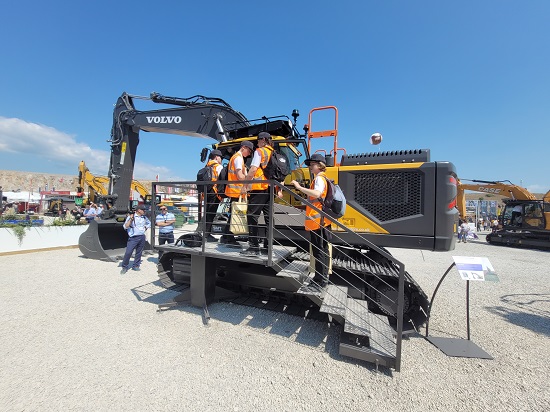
[158,241,296,267]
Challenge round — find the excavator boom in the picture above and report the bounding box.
[79,92,251,261]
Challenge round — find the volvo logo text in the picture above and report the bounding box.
[146,116,182,124]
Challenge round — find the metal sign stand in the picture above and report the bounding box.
[424,262,493,359]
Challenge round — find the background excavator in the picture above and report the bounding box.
[457,179,550,249]
[76,160,153,209]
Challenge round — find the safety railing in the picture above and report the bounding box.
[152,179,406,371]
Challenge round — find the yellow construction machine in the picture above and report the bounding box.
[77,160,153,208]
[457,179,550,249]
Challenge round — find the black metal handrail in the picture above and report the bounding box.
[152,179,406,371]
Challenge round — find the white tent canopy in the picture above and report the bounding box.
[2,191,41,202]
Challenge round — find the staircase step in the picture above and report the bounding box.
[339,342,395,368]
[368,313,396,359]
[276,260,310,282]
[319,285,348,317]
[344,298,371,337]
[296,284,323,296]
[343,298,396,359]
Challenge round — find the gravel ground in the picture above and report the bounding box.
[0,235,548,411]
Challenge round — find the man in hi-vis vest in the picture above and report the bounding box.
[220,140,254,245]
[241,132,282,257]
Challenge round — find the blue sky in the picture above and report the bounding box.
[1,1,549,193]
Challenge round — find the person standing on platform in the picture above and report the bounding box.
[220,141,254,246]
[240,132,277,256]
[202,149,224,242]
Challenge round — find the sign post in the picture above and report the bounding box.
[424,256,498,359]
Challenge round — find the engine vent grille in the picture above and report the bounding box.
[354,171,423,221]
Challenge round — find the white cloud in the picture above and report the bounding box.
[0,117,172,180]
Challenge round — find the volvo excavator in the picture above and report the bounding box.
[458,179,550,249]
[79,91,459,370]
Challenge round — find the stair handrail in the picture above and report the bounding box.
[274,182,405,371]
[154,179,406,371]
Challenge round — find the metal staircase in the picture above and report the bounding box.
[276,261,398,368]
[154,179,408,371]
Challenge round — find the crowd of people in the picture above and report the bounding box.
[120,132,332,290]
[0,200,108,223]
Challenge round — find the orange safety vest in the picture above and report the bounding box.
[305,172,330,231]
[225,151,246,198]
[207,159,221,195]
[250,146,273,191]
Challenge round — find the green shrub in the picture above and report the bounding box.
[11,225,29,245]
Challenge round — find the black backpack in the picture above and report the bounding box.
[177,232,203,247]
[320,177,347,219]
[214,165,229,198]
[196,165,213,194]
[263,149,290,182]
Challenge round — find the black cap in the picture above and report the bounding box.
[135,205,146,211]
[305,153,326,165]
[211,149,223,157]
[258,132,271,140]
[241,141,254,150]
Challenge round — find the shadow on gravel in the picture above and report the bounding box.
[486,295,550,337]
[131,280,188,305]
[129,281,395,375]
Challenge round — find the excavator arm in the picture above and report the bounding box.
[106,92,249,215]
[79,92,250,261]
[77,161,109,204]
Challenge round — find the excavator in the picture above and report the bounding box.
[76,160,153,209]
[457,179,550,249]
[78,91,459,369]
[79,92,457,258]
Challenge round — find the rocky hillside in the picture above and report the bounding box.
[0,170,153,194]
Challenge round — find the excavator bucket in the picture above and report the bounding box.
[78,220,151,261]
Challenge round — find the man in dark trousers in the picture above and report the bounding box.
[121,205,151,274]
[241,132,282,256]
[220,141,254,246]
[155,205,176,259]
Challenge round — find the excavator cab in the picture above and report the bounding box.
[501,200,545,230]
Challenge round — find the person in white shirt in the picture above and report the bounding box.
[155,205,176,259]
[120,205,151,274]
